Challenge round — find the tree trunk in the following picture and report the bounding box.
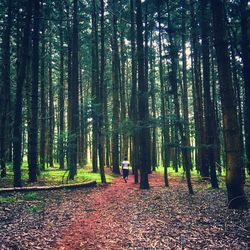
[58,1,65,170]
[99,0,106,183]
[149,30,157,171]
[157,3,169,187]
[190,1,206,176]
[144,2,152,174]
[111,0,120,175]
[28,0,40,182]
[91,0,99,173]
[129,0,139,183]
[136,0,150,189]
[48,35,54,168]
[0,0,12,178]
[240,0,250,175]
[13,0,32,187]
[68,0,79,179]
[200,0,218,187]
[40,6,46,171]
[211,0,247,209]
[181,0,193,175]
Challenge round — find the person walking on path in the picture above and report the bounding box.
[121,157,130,182]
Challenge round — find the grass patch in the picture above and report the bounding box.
[0,196,17,203]
[26,204,44,214]
[156,166,200,177]
[0,163,114,188]
[23,192,38,201]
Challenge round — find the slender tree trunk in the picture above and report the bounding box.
[28,0,40,182]
[0,0,12,178]
[200,0,218,187]
[13,0,32,187]
[181,0,193,174]
[68,0,79,179]
[91,0,99,173]
[79,64,85,166]
[157,3,169,187]
[144,2,151,174]
[48,35,54,168]
[129,0,139,183]
[136,0,150,189]
[190,1,206,176]
[58,1,65,170]
[149,31,157,171]
[111,0,120,175]
[66,2,72,168]
[240,0,250,175]
[99,0,106,183]
[211,0,247,209]
[40,7,46,171]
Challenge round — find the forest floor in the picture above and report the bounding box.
[0,170,250,250]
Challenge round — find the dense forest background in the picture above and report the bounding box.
[0,0,249,209]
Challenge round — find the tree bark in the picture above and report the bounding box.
[28,0,40,182]
[58,0,65,170]
[157,3,169,187]
[240,0,250,175]
[68,0,79,179]
[13,0,32,187]
[129,0,139,183]
[136,0,150,189]
[91,0,99,173]
[0,0,12,178]
[39,4,46,171]
[211,0,247,209]
[111,0,120,175]
[99,0,106,183]
[200,0,218,187]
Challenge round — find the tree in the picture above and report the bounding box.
[0,0,12,178]
[129,0,139,183]
[91,0,99,173]
[111,0,120,175]
[211,0,248,209]
[157,1,169,187]
[28,0,40,182]
[58,0,65,170]
[200,0,218,188]
[39,3,46,172]
[136,0,150,189]
[68,0,79,180]
[99,0,106,183]
[240,0,250,175]
[13,0,33,187]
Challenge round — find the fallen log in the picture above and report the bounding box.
[0,180,97,194]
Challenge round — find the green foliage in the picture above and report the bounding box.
[23,192,38,201]
[1,162,114,188]
[0,196,17,203]
[156,166,201,177]
[26,204,44,214]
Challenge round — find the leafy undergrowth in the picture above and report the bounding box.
[0,171,249,250]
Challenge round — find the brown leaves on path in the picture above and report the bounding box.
[54,172,250,250]
[0,171,249,249]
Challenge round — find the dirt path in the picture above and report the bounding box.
[1,171,249,249]
[54,173,249,250]
[54,172,162,250]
